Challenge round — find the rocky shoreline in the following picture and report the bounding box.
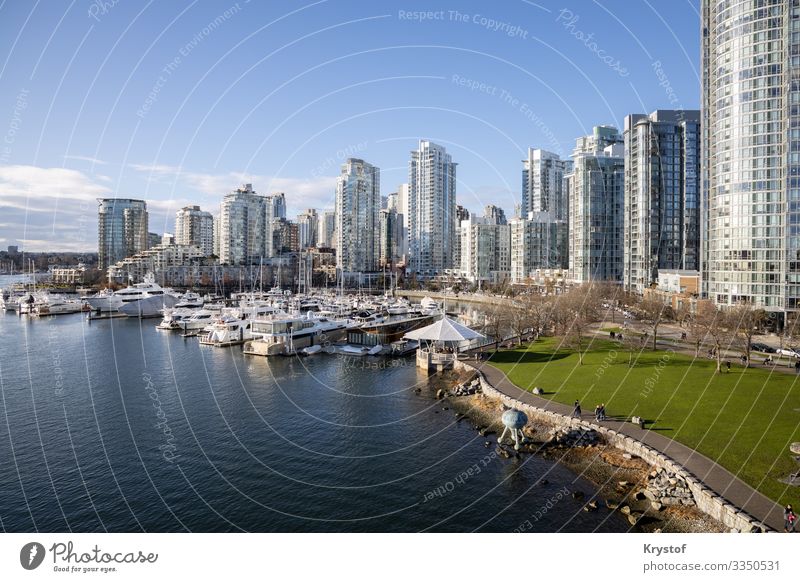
[432,370,726,533]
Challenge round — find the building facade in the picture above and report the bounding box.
[218,184,268,265]
[522,148,571,221]
[318,209,336,249]
[335,158,381,272]
[567,126,625,283]
[702,0,798,315]
[509,211,568,284]
[458,216,511,285]
[408,140,457,277]
[624,110,701,293]
[296,208,318,249]
[97,198,149,271]
[175,205,214,257]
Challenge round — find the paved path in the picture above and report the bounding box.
[462,356,786,532]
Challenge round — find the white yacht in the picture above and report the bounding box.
[178,309,218,331]
[33,296,83,316]
[174,291,203,309]
[84,276,179,316]
[199,303,281,346]
[156,308,197,331]
[243,312,347,356]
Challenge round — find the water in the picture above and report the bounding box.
[0,309,625,532]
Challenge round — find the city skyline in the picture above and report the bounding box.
[0,1,701,252]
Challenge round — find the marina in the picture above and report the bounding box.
[0,283,621,533]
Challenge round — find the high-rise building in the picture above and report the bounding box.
[483,204,507,225]
[269,192,286,220]
[175,205,214,256]
[453,205,471,273]
[522,148,571,221]
[97,198,148,271]
[509,211,568,284]
[335,158,381,273]
[296,208,318,249]
[624,110,701,293]
[318,209,336,249]
[566,126,625,283]
[271,218,299,254]
[379,208,403,269]
[702,0,797,314]
[218,184,268,265]
[408,140,457,277]
[458,216,511,285]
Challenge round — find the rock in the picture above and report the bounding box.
[622,453,633,460]
[634,491,647,501]
[618,481,630,488]
[436,389,445,399]
[642,489,657,501]
[532,387,544,395]
[606,499,619,510]
[650,501,663,511]
[619,505,631,515]
[628,513,642,526]
[653,528,662,533]
[660,497,681,506]
[484,441,491,447]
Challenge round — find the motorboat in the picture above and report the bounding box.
[243,312,347,356]
[157,308,197,331]
[33,296,83,316]
[300,344,323,356]
[199,314,253,346]
[85,275,179,316]
[174,292,204,309]
[178,309,218,331]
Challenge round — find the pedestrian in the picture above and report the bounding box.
[725,360,731,372]
[572,400,581,419]
[599,403,606,421]
[794,360,799,374]
[594,404,601,422]
[785,504,797,532]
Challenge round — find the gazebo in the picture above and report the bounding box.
[403,316,486,370]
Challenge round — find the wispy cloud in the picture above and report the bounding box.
[62,154,107,166]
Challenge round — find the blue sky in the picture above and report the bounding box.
[0,0,701,251]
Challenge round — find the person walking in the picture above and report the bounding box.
[599,403,606,421]
[594,404,601,422]
[725,360,731,373]
[572,400,581,419]
[784,504,796,532]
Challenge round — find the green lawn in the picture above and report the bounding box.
[488,336,800,505]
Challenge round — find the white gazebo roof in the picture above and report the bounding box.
[403,316,485,342]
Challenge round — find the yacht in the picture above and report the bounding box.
[174,291,203,309]
[33,296,84,316]
[243,312,347,356]
[199,303,281,346]
[178,309,218,332]
[84,276,179,316]
[156,308,197,331]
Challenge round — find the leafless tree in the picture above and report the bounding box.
[638,296,674,351]
[557,284,601,364]
[695,300,732,373]
[727,302,765,367]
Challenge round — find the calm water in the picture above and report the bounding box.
[0,303,625,532]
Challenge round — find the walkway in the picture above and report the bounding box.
[462,356,787,532]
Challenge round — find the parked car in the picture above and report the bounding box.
[776,348,800,358]
[750,342,776,353]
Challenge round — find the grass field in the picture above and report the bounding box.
[488,336,800,505]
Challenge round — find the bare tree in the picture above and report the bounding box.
[558,284,601,364]
[727,302,765,367]
[483,305,511,351]
[695,300,732,373]
[638,296,674,351]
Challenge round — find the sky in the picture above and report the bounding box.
[0,0,701,252]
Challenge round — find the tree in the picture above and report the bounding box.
[695,300,732,373]
[638,296,674,351]
[727,302,765,367]
[557,284,601,364]
[483,305,511,351]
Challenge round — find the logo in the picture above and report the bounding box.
[20,542,46,570]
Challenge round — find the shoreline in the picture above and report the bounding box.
[438,368,726,533]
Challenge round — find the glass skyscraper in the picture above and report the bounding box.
[97,198,148,271]
[335,158,381,273]
[624,110,701,293]
[702,0,799,315]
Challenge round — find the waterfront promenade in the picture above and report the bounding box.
[463,356,787,532]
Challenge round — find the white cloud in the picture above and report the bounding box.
[62,154,107,166]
